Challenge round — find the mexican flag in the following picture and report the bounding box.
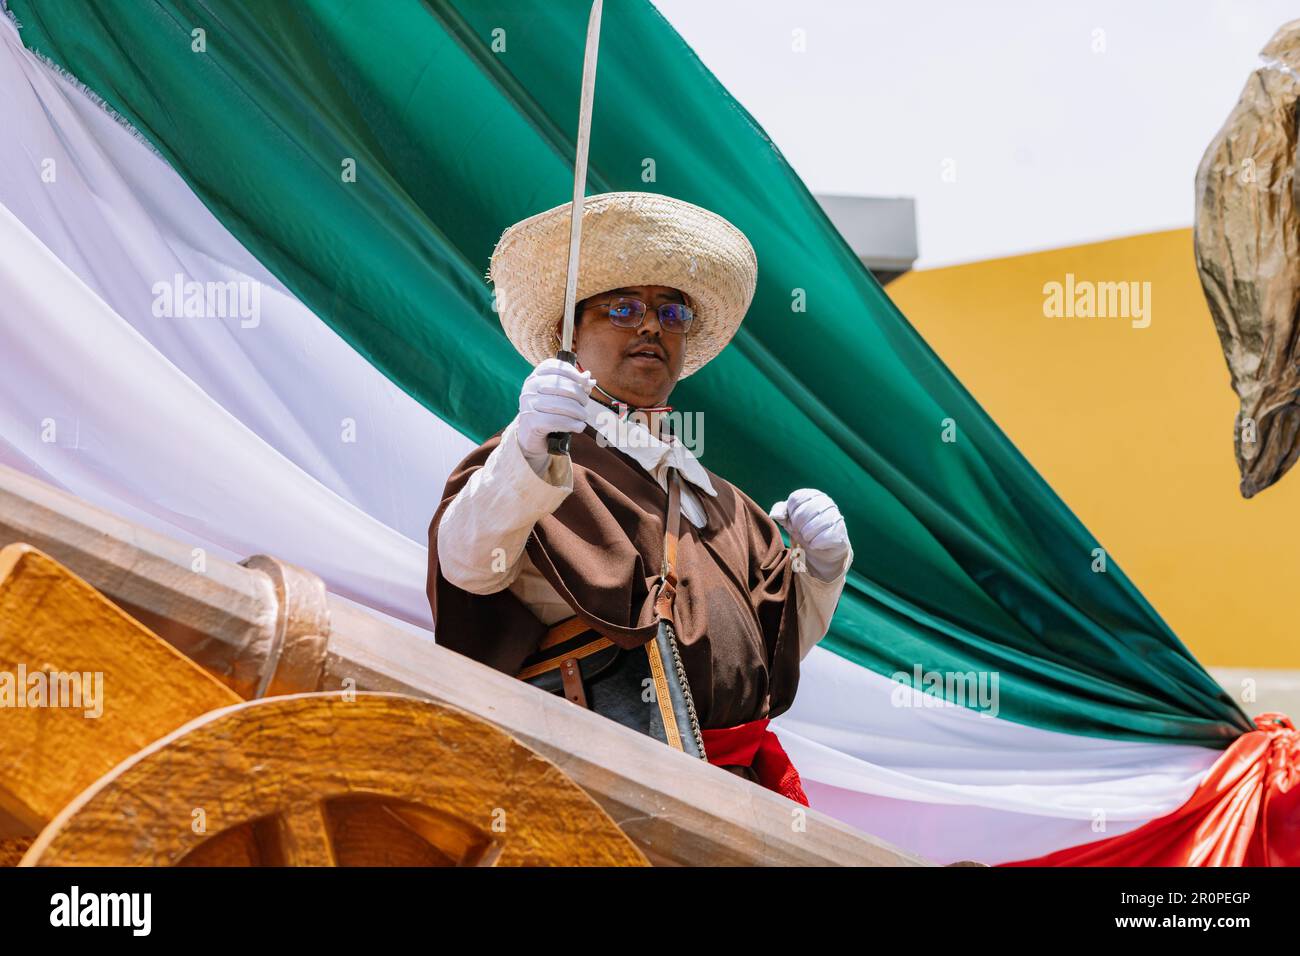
[1,0,1294,865]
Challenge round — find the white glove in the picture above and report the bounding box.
[516,358,596,461]
[770,488,850,581]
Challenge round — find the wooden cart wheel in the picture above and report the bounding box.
[20,692,647,866]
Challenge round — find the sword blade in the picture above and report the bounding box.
[559,0,603,354]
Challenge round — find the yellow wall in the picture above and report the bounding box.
[888,230,1298,669]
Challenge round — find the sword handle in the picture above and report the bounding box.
[547,349,578,456]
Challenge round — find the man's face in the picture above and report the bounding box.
[569,285,689,407]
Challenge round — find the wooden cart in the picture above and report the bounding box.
[0,464,927,867]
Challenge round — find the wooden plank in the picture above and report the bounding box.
[0,466,276,696]
[0,544,241,835]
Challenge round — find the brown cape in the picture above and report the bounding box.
[426,424,803,728]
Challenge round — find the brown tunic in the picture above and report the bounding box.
[426,423,803,728]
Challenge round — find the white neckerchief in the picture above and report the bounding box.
[584,397,715,527]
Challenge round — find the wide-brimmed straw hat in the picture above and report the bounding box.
[488,191,757,378]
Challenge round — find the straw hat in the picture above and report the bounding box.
[488,191,757,378]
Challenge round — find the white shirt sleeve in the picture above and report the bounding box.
[793,542,853,660]
[436,416,573,595]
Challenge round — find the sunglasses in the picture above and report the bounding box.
[585,295,694,334]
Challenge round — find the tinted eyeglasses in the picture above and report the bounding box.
[585,296,694,334]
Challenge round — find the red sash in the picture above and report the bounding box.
[701,717,809,806]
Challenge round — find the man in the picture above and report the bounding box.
[427,191,851,803]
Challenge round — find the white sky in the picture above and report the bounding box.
[652,0,1298,268]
